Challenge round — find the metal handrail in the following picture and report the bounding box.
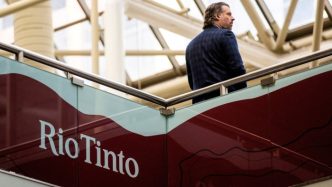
[0,42,166,106]
[1,42,331,108]
[164,48,332,106]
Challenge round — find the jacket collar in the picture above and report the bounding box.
[204,25,219,30]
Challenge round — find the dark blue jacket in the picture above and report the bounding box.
[186,25,247,103]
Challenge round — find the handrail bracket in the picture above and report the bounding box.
[160,107,176,116]
[261,76,276,87]
[71,76,84,87]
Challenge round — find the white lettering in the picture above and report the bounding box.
[118,151,125,174]
[65,138,79,159]
[39,121,139,178]
[125,158,139,178]
[103,149,118,172]
[95,141,103,167]
[80,134,95,164]
[39,120,59,156]
[58,128,64,155]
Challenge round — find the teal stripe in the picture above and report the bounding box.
[1,56,331,136]
[0,56,77,107]
[0,56,166,136]
[78,86,166,136]
[168,63,332,133]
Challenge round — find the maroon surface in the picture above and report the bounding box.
[167,71,332,186]
[0,74,78,187]
[0,71,331,187]
[0,74,167,187]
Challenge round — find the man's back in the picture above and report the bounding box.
[186,25,246,103]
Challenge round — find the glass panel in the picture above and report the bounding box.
[290,0,315,28]
[125,19,162,50]
[268,64,332,185]
[54,21,94,50]
[264,0,316,29]
[77,84,167,186]
[124,19,173,81]
[168,63,332,185]
[167,86,271,186]
[159,28,190,50]
[182,0,204,20]
[54,19,104,77]
[268,63,332,167]
[0,56,78,186]
[0,15,14,43]
[52,0,86,29]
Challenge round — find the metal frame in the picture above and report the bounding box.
[77,0,104,45]
[1,42,331,108]
[255,0,280,38]
[150,26,183,76]
[193,0,206,15]
[54,11,104,32]
[76,0,134,84]
[240,0,276,50]
[143,0,190,15]
[0,0,46,17]
[242,0,332,52]
[274,0,298,51]
[286,18,332,41]
[325,0,332,21]
[312,0,326,52]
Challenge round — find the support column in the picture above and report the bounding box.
[311,0,325,68]
[274,0,298,51]
[104,0,126,84]
[9,0,54,72]
[312,0,325,50]
[241,0,276,50]
[91,0,99,77]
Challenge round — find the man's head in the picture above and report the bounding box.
[203,2,234,30]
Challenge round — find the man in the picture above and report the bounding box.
[186,2,247,104]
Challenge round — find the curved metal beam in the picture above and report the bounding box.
[0,0,46,17]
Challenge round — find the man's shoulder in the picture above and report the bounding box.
[187,29,236,49]
[212,28,235,37]
[200,28,235,40]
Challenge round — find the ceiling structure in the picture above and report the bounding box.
[0,0,332,101]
